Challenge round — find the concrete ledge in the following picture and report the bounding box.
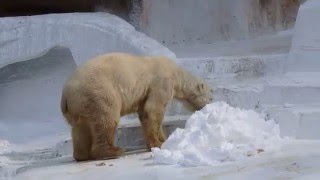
[117,115,188,151]
[180,54,287,79]
[212,73,320,110]
[48,115,189,158]
[265,104,320,139]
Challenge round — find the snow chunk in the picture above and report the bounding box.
[152,102,282,166]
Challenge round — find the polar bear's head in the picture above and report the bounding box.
[182,81,213,111]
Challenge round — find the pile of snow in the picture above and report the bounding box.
[152,102,283,166]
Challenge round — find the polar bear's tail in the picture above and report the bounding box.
[61,88,76,126]
[60,88,81,126]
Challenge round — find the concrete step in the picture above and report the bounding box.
[264,104,320,140]
[179,54,287,79]
[211,72,320,109]
[117,115,188,151]
[50,115,189,157]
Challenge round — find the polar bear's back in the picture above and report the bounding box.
[75,52,177,86]
[61,52,180,119]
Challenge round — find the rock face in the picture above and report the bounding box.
[139,0,302,46]
[0,0,302,46]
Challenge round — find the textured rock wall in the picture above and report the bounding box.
[139,0,301,46]
[0,0,302,46]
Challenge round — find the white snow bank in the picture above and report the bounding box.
[287,0,320,72]
[152,102,282,166]
[0,13,176,69]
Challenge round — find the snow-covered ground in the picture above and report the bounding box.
[13,140,320,180]
[1,0,320,179]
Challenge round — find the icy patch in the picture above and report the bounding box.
[152,102,282,166]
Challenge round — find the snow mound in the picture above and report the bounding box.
[152,102,282,166]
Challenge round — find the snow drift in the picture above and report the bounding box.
[152,102,282,166]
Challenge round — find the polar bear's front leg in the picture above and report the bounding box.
[138,108,165,149]
[138,86,172,149]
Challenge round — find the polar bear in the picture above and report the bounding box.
[60,52,213,161]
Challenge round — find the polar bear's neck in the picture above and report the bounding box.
[174,67,199,98]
